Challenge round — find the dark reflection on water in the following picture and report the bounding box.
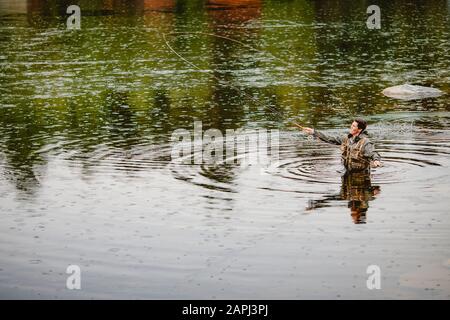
[0,0,449,299]
[306,171,381,224]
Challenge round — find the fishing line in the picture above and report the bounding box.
[161,30,341,128]
[162,31,283,118]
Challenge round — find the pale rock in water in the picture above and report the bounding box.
[382,84,444,100]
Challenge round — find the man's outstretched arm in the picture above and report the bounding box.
[298,126,343,145]
[312,129,344,145]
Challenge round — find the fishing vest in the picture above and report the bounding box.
[340,136,371,171]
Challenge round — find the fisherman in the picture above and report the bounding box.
[297,118,382,173]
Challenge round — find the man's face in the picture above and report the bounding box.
[350,121,362,136]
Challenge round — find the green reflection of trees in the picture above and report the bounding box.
[0,0,448,192]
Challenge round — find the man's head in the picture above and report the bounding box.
[350,118,367,136]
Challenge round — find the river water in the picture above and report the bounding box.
[0,0,449,299]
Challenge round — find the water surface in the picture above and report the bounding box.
[0,0,449,299]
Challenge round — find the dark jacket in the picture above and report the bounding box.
[313,129,381,171]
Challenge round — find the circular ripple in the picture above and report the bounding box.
[16,129,449,193]
[168,129,450,193]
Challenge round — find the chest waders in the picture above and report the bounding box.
[340,137,371,172]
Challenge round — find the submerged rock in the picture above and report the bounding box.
[382,84,444,100]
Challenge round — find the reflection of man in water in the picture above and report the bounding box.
[298,118,382,223]
[342,172,380,224]
[305,172,380,224]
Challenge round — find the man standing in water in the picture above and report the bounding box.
[298,118,382,223]
[299,118,382,172]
